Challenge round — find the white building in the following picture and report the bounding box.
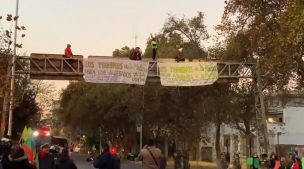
[198,91,304,161]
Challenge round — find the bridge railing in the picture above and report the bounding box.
[15,54,256,81]
[16,54,84,80]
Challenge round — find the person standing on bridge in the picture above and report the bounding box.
[129,47,142,60]
[64,44,73,58]
[150,34,158,61]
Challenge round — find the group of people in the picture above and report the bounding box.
[129,37,158,61]
[129,38,186,62]
[268,152,304,169]
[65,37,185,63]
[0,139,77,169]
[246,151,304,169]
[93,139,166,169]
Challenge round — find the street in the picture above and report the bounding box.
[71,153,214,169]
[71,153,142,169]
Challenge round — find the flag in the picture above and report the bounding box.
[21,127,37,167]
[20,126,29,141]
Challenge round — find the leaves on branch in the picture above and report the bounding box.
[6,14,12,21]
[5,30,11,38]
[15,44,22,48]
[13,16,19,21]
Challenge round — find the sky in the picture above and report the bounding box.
[1,0,225,92]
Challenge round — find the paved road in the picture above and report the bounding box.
[71,153,142,169]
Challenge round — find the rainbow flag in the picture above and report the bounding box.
[20,126,38,168]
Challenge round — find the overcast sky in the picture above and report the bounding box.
[2,0,225,92]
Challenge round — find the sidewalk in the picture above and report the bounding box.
[167,160,216,169]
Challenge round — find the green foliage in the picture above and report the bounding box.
[219,0,304,90]
[143,33,183,59]
[12,90,39,139]
[112,46,132,58]
[163,12,209,49]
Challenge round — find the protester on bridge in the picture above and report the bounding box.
[38,144,55,169]
[55,148,77,169]
[129,47,142,60]
[93,143,112,169]
[64,44,73,58]
[150,34,158,61]
[175,46,185,62]
[139,139,162,169]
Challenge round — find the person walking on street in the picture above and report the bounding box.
[55,149,77,169]
[292,157,301,169]
[232,153,241,169]
[93,143,113,169]
[139,139,162,169]
[286,155,293,169]
[38,144,55,169]
[252,153,260,169]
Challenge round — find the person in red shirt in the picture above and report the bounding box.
[64,44,73,58]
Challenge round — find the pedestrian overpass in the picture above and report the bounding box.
[14,53,268,154]
[15,53,255,81]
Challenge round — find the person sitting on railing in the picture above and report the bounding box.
[64,44,74,65]
[129,47,142,61]
[64,44,73,58]
[175,46,185,62]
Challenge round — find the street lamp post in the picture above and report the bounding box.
[7,0,19,137]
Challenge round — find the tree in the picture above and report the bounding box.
[57,82,141,150]
[230,81,256,156]
[163,12,209,59]
[112,46,132,58]
[218,0,304,91]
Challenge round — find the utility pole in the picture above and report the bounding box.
[99,126,102,154]
[1,0,19,137]
[134,33,138,47]
[7,0,19,137]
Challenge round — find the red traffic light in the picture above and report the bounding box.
[40,127,50,136]
[110,146,118,154]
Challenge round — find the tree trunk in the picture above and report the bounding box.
[1,90,9,137]
[216,122,221,159]
[164,137,169,158]
[215,121,223,169]
[245,133,252,157]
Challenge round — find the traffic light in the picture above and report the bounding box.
[110,146,118,154]
[40,127,50,136]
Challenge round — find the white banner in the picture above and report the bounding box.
[158,62,218,86]
[84,58,149,85]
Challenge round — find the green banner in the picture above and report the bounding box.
[158,62,218,86]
